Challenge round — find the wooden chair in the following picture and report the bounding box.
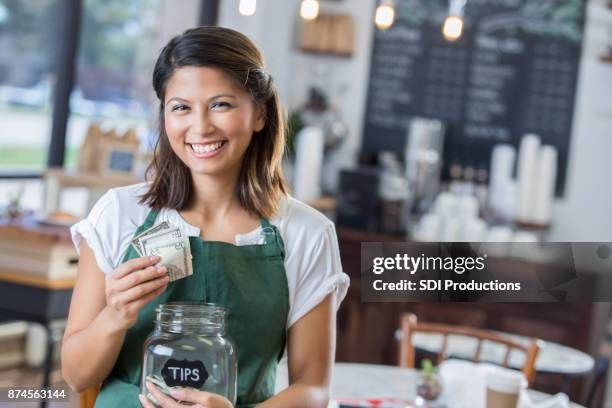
[80,386,100,408]
[398,313,541,385]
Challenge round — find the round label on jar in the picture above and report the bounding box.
[162,359,209,388]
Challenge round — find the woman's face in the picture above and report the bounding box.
[163,66,265,177]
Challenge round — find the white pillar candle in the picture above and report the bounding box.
[532,145,558,226]
[515,134,541,223]
[488,144,516,221]
[292,126,324,203]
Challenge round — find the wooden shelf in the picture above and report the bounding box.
[0,216,72,242]
[0,270,75,290]
[299,48,353,58]
[43,167,140,214]
[44,167,138,189]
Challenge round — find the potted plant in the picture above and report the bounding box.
[4,185,25,222]
[416,359,443,402]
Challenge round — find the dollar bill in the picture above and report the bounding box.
[140,226,185,247]
[145,374,196,406]
[140,227,193,282]
[131,221,171,256]
[145,374,177,406]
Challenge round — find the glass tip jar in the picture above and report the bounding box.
[141,303,237,406]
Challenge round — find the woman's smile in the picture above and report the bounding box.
[187,140,229,158]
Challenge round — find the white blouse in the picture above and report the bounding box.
[70,182,350,328]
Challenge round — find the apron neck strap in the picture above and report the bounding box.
[143,208,160,229]
[260,218,285,259]
[122,208,160,261]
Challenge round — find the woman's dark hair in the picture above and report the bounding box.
[140,26,288,218]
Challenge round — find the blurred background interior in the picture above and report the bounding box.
[0,0,611,407]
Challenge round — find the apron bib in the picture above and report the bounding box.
[95,208,289,408]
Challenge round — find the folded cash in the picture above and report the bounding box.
[131,221,171,257]
[145,374,176,406]
[145,374,200,406]
[139,225,194,282]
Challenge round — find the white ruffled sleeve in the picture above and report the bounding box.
[287,223,350,328]
[70,189,121,274]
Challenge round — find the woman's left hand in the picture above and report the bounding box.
[139,381,233,408]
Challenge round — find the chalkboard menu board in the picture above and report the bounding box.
[362,0,586,194]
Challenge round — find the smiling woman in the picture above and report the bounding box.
[62,26,349,408]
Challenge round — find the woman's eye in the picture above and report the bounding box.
[171,104,189,112]
[211,101,231,110]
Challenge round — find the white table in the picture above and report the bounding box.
[276,362,586,408]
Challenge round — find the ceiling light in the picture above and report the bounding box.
[300,0,320,20]
[239,0,256,16]
[375,1,395,30]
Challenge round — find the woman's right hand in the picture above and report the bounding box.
[104,255,169,332]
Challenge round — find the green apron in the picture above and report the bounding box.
[95,208,289,408]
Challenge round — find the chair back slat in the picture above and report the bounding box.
[502,346,512,367]
[438,334,449,364]
[398,313,417,368]
[473,339,483,363]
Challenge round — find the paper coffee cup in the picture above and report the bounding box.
[485,366,527,408]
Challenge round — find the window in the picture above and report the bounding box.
[0,0,59,172]
[65,0,162,169]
